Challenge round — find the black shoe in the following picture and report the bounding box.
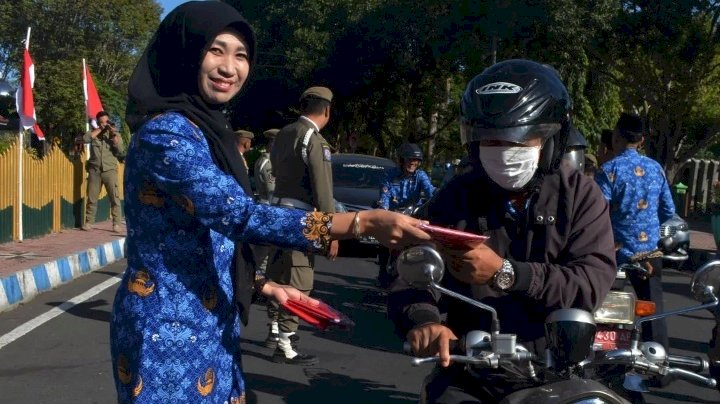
[264,332,279,349]
[272,348,319,366]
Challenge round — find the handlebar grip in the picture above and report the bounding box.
[667,354,709,373]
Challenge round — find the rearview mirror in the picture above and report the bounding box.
[395,245,445,288]
[691,260,720,303]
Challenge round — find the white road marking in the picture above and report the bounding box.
[0,276,121,351]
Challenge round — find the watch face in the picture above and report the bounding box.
[496,272,514,289]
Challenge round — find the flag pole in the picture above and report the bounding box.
[82,58,90,154]
[17,27,31,241]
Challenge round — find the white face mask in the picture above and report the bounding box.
[478,145,541,191]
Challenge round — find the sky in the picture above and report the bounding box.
[157,0,193,19]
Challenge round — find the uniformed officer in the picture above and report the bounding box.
[254,129,278,203]
[376,142,435,286]
[251,129,279,279]
[265,86,338,365]
[233,129,254,169]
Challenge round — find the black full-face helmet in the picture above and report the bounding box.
[398,143,424,161]
[460,59,572,172]
[563,125,588,172]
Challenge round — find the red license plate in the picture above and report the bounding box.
[594,326,632,350]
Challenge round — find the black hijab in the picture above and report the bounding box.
[126,0,255,193]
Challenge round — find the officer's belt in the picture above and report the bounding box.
[270,197,315,211]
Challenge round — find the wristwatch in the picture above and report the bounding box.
[254,275,269,297]
[491,259,515,292]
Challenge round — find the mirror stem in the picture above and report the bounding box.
[430,283,500,334]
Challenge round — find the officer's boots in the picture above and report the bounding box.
[264,321,280,348]
[264,321,299,350]
[272,332,318,365]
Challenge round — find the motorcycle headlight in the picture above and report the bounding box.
[594,291,636,324]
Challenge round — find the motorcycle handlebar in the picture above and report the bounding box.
[411,355,493,367]
[667,354,709,373]
[403,339,462,355]
[594,350,716,388]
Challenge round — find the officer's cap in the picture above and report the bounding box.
[300,86,333,103]
[263,129,280,138]
[234,129,254,139]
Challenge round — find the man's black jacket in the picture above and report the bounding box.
[388,166,616,352]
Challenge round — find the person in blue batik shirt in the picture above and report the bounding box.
[112,2,430,403]
[376,143,436,286]
[595,112,675,350]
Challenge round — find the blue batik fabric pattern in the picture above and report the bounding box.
[379,167,435,210]
[595,148,675,264]
[111,112,327,403]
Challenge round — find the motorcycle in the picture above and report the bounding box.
[395,245,720,403]
[596,235,689,353]
[591,255,720,403]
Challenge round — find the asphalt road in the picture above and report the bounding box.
[0,255,719,403]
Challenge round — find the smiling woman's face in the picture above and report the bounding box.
[197,29,250,104]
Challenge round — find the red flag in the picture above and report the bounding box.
[83,61,104,127]
[15,47,44,140]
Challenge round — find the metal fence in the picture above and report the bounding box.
[0,141,124,242]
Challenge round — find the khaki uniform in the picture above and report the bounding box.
[251,151,274,275]
[267,116,335,333]
[83,128,125,226]
[254,152,275,202]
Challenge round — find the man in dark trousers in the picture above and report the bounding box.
[265,86,338,365]
[595,113,675,350]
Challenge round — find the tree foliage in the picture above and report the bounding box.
[594,0,720,180]
[0,0,160,149]
[1,0,718,174]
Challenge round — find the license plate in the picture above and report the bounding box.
[594,326,632,350]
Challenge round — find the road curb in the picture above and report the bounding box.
[0,238,125,313]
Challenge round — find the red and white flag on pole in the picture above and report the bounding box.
[15,47,44,140]
[83,59,104,128]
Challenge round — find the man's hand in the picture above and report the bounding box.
[362,209,431,248]
[262,281,319,306]
[406,323,458,368]
[441,243,503,285]
[327,239,339,260]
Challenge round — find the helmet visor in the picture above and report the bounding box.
[461,123,561,145]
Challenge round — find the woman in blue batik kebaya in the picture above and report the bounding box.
[111,2,430,402]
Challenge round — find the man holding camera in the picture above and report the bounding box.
[82,110,125,232]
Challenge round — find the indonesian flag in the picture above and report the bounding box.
[16,47,44,140]
[83,60,104,128]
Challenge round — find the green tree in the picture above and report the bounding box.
[0,0,160,149]
[594,0,720,180]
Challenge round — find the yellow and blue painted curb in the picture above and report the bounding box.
[0,238,125,312]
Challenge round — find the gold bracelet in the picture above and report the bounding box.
[352,211,361,239]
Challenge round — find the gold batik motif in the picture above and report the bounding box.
[128,270,156,297]
[196,368,215,396]
[302,212,332,251]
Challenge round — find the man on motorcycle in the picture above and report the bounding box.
[377,143,436,286]
[388,59,616,402]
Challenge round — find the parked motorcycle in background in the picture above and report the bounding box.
[396,245,720,403]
